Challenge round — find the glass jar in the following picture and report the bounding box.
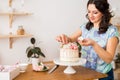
[17,25,25,35]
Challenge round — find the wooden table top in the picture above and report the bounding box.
[14,62,107,80]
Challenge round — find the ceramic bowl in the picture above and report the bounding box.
[19,63,28,72]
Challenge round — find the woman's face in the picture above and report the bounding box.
[87,4,103,26]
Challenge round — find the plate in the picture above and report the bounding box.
[54,58,86,66]
[39,66,49,71]
[34,66,49,72]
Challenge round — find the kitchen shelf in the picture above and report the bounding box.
[0,0,33,49]
[0,34,33,48]
[0,12,33,28]
[9,0,12,7]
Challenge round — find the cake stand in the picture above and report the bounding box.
[53,58,86,74]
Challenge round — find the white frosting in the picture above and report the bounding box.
[60,43,79,62]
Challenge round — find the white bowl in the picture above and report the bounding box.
[19,63,28,73]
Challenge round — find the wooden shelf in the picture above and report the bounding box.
[0,12,32,15]
[9,0,12,7]
[0,0,33,49]
[0,34,33,48]
[0,12,33,28]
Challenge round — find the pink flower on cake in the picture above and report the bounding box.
[62,42,79,50]
[73,46,78,50]
[69,43,78,50]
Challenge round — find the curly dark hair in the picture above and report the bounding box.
[86,0,113,34]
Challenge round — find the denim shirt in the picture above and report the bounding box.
[80,23,119,73]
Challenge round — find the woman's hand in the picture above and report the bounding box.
[56,34,70,44]
[78,38,96,46]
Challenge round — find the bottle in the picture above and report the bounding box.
[17,25,25,35]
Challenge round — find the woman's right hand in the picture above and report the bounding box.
[56,34,70,44]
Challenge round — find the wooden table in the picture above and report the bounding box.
[114,68,120,80]
[14,62,107,80]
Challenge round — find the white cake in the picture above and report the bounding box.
[60,42,79,62]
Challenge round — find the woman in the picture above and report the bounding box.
[56,0,119,80]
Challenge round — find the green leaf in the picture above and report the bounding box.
[39,51,46,58]
[29,47,45,58]
[76,42,81,51]
[27,50,33,58]
[35,47,46,57]
[31,37,36,44]
[43,66,47,70]
[26,46,32,54]
[26,38,46,58]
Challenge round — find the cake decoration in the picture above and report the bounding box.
[60,42,80,62]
